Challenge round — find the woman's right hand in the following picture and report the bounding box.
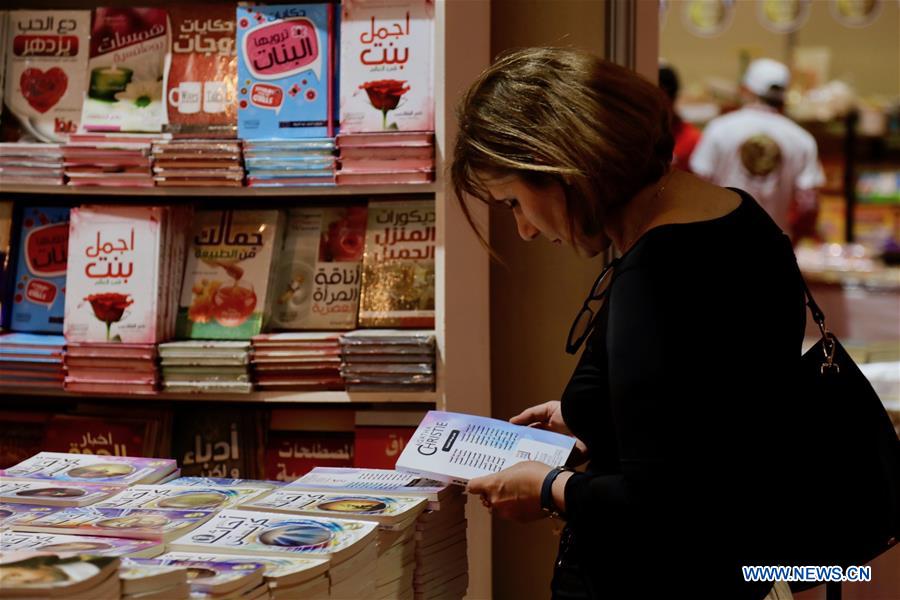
[510,401,589,467]
[510,400,571,436]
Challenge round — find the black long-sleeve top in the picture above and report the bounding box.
[560,189,807,599]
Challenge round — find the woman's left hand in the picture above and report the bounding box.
[466,461,552,523]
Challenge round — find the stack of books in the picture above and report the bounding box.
[0,143,64,185]
[124,557,267,600]
[0,333,65,389]
[0,553,122,599]
[243,139,336,187]
[339,330,436,392]
[287,467,467,599]
[0,478,124,508]
[250,333,343,391]
[62,134,164,187]
[119,560,190,600]
[168,508,379,598]
[412,488,469,600]
[336,132,435,185]
[159,341,252,395]
[159,552,331,599]
[151,140,245,188]
[0,529,165,557]
[238,488,426,599]
[95,483,269,512]
[64,343,159,395]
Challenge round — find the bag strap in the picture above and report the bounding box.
[785,235,838,373]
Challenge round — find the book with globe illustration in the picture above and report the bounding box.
[164,476,284,489]
[0,478,125,507]
[4,452,178,485]
[177,209,282,340]
[0,502,64,528]
[10,506,214,542]
[339,0,434,132]
[117,559,188,596]
[268,206,367,331]
[237,490,427,529]
[95,485,268,511]
[122,557,265,595]
[395,410,576,485]
[359,200,435,328]
[159,551,329,588]
[0,554,120,598]
[0,529,164,557]
[168,508,378,564]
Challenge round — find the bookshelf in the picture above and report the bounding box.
[0,0,492,596]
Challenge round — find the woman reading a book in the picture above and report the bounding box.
[455,48,807,600]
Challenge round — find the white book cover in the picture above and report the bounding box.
[395,411,575,485]
[158,551,329,587]
[0,529,163,557]
[168,508,377,564]
[5,452,177,486]
[0,478,124,507]
[122,557,264,594]
[238,490,426,528]
[163,477,284,490]
[64,205,165,344]
[339,0,433,132]
[286,467,450,501]
[95,485,269,511]
[4,10,91,142]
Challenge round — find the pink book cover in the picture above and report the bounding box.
[5,452,176,485]
[336,171,432,185]
[64,205,163,344]
[339,0,434,133]
[0,530,162,557]
[165,5,238,137]
[339,157,433,172]
[336,131,432,146]
[80,8,170,132]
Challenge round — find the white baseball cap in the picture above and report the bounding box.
[743,58,790,98]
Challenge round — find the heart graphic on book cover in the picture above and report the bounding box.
[20,67,69,113]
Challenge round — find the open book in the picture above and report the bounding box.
[395,411,575,484]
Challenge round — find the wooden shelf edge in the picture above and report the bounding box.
[0,388,440,404]
[0,183,438,197]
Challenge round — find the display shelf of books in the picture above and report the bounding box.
[0,1,492,596]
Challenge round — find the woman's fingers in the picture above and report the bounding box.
[509,401,555,425]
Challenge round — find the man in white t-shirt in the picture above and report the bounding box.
[690,58,824,238]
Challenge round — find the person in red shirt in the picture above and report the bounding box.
[659,63,701,172]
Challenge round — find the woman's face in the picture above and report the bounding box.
[480,173,607,257]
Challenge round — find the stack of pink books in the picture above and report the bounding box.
[0,143,64,186]
[336,132,434,185]
[151,140,245,188]
[62,204,191,394]
[250,333,344,391]
[64,343,159,395]
[63,134,167,187]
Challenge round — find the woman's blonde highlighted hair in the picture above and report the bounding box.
[452,47,674,243]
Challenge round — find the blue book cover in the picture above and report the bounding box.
[237,4,334,140]
[10,207,70,334]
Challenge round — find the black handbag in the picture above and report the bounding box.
[788,267,900,598]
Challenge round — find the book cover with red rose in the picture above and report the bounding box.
[4,10,90,142]
[9,206,69,334]
[339,0,433,133]
[64,205,169,344]
[269,206,367,330]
